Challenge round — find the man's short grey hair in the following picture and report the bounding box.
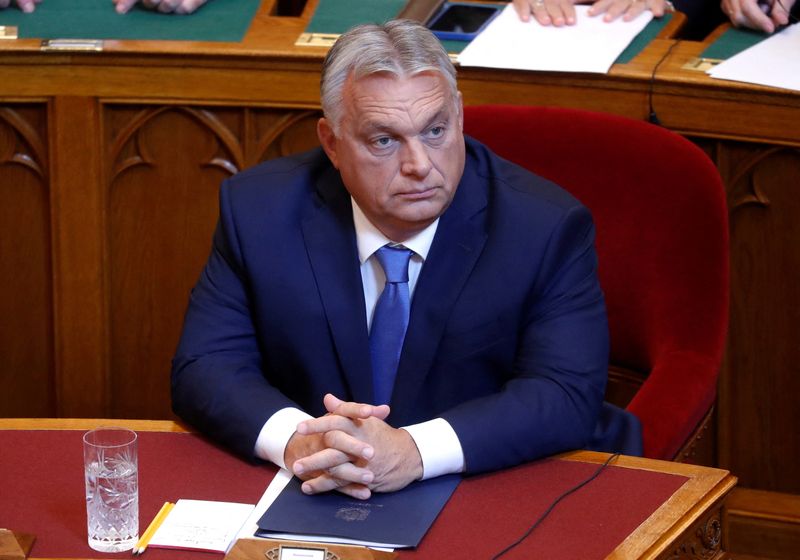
[320,19,458,133]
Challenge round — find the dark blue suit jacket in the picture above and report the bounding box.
[172,137,642,474]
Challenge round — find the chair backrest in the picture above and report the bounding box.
[463,105,729,460]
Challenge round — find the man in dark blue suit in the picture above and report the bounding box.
[172,19,641,501]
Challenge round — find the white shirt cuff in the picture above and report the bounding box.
[254,407,313,469]
[402,418,465,480]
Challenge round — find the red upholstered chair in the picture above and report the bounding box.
[463,105,728,461]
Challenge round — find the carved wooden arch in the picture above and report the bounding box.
[108,106,246,183]
[726,145,800,213]
[0,107,47,180]
[251,109,320,164]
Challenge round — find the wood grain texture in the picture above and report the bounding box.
[102,105,323,419]
[724,488,800,559]
[0,105,54,418]
[0,417,188,431]
[106,106,229,419]
[712,139,800,493]
[49,96,107,418]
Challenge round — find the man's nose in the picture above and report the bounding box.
[400,139,433,178]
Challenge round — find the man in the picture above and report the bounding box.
[0,0,206,14]
[172,19,642,501]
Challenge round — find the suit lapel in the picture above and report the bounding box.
[301,168,374,404]
[390,160,489,423]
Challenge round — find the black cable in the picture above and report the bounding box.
[648,39,682,126]
[491,452,621,560]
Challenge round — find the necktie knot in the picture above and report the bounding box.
[375,245,412,283]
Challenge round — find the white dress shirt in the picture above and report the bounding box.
[253,199,465,480]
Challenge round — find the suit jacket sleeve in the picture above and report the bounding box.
[440,203,609,474]
[171,177,299,460]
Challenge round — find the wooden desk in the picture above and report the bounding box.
[0,1,797,498]
[0,419,736,560]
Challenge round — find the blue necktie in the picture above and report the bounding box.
[370,245,413,405]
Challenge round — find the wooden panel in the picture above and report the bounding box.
[104,105,321,420]
[724,488,800,560]
[50,96,107,418]
[106,106,231,419]
[0,105,54,417]
[250,107,320,162]
[714,140,800,493]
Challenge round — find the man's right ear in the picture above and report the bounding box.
[317,118,339,169]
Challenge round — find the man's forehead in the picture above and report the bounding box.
[344,72,454,125]
[350,73,446,97]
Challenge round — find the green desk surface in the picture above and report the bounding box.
[701,27,769,60]
[306,0,671,67]
[0,0,260,42]
[616,13,670,64]
[305,0,407,34]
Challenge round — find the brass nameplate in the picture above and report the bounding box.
[682,57,721,72]
[275,544,329,560]
[40,39,104,52]
[225,538,397,560]
[295,32,340,47]
[295,31,461,59]
[0,26,19,40]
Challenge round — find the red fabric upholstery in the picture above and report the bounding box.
[463,105,729,460]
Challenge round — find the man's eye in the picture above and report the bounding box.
[428,126,445,138]
[372,137,394,148]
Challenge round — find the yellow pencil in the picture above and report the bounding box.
[133,501,174,556]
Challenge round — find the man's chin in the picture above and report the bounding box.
[400,204,451,227]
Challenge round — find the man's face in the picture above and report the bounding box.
[318,71,465,242]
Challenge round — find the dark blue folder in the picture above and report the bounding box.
[256,475,461,548]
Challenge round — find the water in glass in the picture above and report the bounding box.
[85,450,139,551]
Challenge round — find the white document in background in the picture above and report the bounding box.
[457,4,653,74]
[707,23,800,92]
[148,499,255,553]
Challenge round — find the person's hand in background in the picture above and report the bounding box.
[0,0,42,14]
[512,0,670,26]
[721,0,796,33]
[113,0,208,14]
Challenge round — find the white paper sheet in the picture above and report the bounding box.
[457,4,653,74]
[233,468,293,551]
[707,23,800,92]
[148,499,254,553]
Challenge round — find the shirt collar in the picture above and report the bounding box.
[351,198,438,264]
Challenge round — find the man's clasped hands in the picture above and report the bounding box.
[284,393,424,500]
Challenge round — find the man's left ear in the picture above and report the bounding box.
[317,118,339,169]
